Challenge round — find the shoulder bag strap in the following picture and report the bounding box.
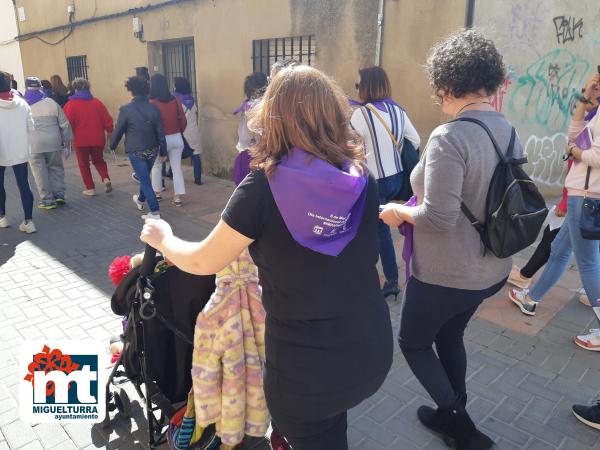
[584,166,592,193]
[365,104,400,149]
[174,99,184,133]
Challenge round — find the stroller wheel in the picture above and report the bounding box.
[114,389,132,419]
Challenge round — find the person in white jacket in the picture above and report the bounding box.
[0,72,36,233]
[173,77,203,184]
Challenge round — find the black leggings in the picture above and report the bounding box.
[0,163,34,220]
[520,225,561,279]
[399,277,506,409]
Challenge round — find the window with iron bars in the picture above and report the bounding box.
[66,55,89,82]
[252,35,315,74]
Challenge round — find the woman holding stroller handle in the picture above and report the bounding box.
[142,65,393,450]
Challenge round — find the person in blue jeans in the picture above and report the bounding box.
[350,66,421,298]
[509,72,600,352]
[110,76,167,219]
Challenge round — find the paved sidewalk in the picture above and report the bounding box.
[1,157,599,450]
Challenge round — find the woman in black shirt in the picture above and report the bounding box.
[141,65,393,450]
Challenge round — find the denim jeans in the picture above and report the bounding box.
[0,163,34,220]
[192,154,202,182]
[129,154,159,213]
[529,196,600,324]
[377,172,403,283]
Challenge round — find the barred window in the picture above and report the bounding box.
[252,35,315,74]
[66,55,88,81]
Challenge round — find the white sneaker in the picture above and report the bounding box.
[574,329,600,352]
[0,216,9,228]
[18,220,37,234]
[132,194,145,211]
[575,288,591,306]
[82,189,96,196]
[507,265,532,290]
[508,288,537,316]
[141,213,161,220]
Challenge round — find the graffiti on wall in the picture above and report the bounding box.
[553,16,584,44]
[508,48,590,134]
[523,133,569,187]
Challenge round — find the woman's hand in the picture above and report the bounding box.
[379,204,405,227]
[569,144,584,161]
[141,218,173,252]
[159,155,168,163]
[584,74,600,98]
[554,205,566,217]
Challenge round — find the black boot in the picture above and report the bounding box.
[417,393,468,431]
[418,405,495,450]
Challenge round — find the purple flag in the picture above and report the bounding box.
[398,196,417,282]
[268,147,368,256]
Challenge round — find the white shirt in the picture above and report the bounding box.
[350,103,420,179]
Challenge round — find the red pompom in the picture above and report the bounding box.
[108,255,132,286]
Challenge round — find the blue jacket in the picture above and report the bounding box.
[110,96,167,156]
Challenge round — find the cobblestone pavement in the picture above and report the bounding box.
[1,157,599,450]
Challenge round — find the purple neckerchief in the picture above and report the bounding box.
[43,89,52,98]
[233,99,250,115]
[575,126,592,150]
[348,98,400,113]
[398,196,417,282]
[584,98,600,121]
[23,89,46,106]
[69,90,93,100]
[174,92,195,110]
[268,147,368,256]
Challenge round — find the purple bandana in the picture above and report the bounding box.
[348,98,400,113]
[233,99,250,115]
[69,90,93,101]
[174,92,195,110]
[398,196,417,282]
[584,98,600,121]
[23,89,46,106]
[575,127,592,150]
[268,147,368,256]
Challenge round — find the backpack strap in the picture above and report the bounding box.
[365,104,400,149]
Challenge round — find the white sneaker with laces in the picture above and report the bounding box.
[0,216,9,228]
[508,288,537,316]
[141,213,161,220]
[19,220,37,234]
[574,329,600,352]
[133,194,145,211]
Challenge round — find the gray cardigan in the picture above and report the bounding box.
[410,110,521,290]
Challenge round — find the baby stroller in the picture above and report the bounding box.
[102,245,216,449]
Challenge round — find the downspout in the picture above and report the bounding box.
[465,0,475,28]
[374,0,385,66]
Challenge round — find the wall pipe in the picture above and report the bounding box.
[14,0,193,42]
[374,0,385,66]
[465,0,475,28]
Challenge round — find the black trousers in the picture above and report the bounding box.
[520,225,561,279]
[271,411,348,450]
[399,277,506,409]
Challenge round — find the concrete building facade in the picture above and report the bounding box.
[0,0,25,90]
[11,0,466,177]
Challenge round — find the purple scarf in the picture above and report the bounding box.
[584,97,600,121]
[398,196,417,282]
[174,92,195,110]
[348,98,400,113]
[268,147,368,256]
[69,90,93,100]
[233,99,250,115]
[23,89,46,106]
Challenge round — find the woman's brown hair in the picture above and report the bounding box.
[357,66,391,103]
[247,65,365,176]
[50,74,68,96]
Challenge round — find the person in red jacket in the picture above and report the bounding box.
[149,74,187,207]
[63,78,114,196]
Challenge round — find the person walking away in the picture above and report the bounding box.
[507,72,600,351]
[111,76,167,219]
[173,77,203,185]
[233,73,268,185]
[25,77,72,209]
[64,78,114,196]
[149,74,187,206]
[380,30,514,450]
[50,75,69,107]
[350,66,421,300]
[141,65,393,450]
[0,72,36,233]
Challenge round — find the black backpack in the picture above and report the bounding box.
[454,117,548,258]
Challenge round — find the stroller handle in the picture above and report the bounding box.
[140,244,157,277]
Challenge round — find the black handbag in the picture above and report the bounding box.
[176,102,194,159]
[396,139,419,201]
[581,166,600,239]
